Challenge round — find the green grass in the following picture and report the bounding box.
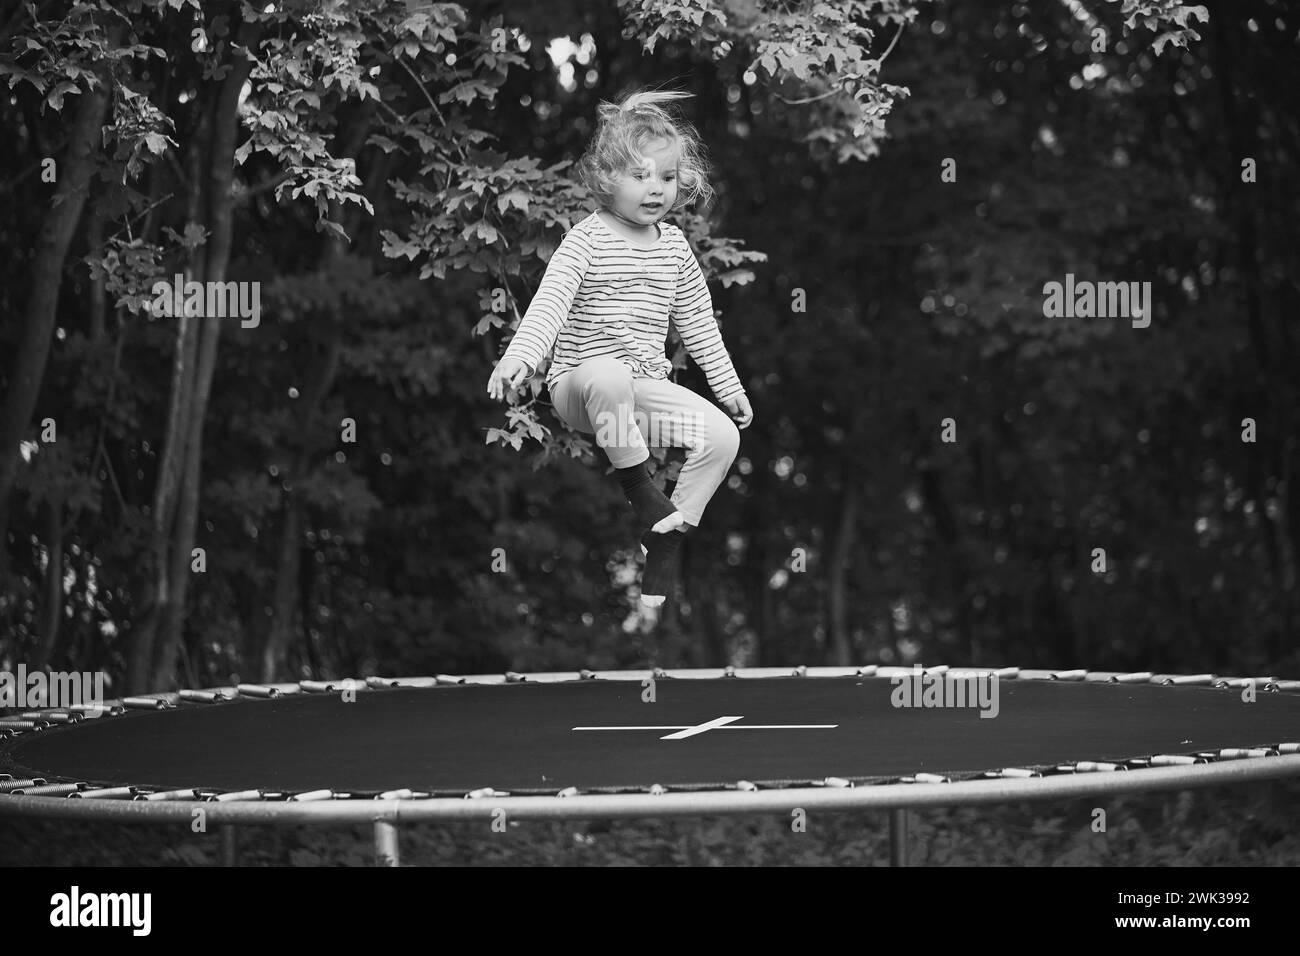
[3,778,1297,866]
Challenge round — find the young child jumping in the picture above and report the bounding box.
[486,89,753,607]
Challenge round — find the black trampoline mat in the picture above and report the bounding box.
[3,677,1298,794]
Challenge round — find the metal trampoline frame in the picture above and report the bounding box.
[3,665,1299,866]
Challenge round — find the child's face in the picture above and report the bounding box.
[611,137,679,224]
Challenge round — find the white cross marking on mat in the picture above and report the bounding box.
[572,715,838,740]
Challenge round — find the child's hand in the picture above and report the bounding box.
[723,393,753,429]
[486,357,531,401]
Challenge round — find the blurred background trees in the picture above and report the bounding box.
[2,0,1292,694]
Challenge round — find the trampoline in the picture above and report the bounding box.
[3,665,1300,866]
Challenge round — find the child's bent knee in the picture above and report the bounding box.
[716,419,741,461]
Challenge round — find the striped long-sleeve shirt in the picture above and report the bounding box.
[500,210,746,403]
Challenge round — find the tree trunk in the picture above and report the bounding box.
[701,583,727,665]
[827,481,858,666]
[85,204,107,343]
[33,492,64,669]
[750,527,771,666]
[658,585,685,666]
[150,36,259,688]
[255,106,373,682]
[124,116,207,694]
[262,495,304,682]
[258,184,353,680]
[0,74,110,571]
[298,537,320,675]
[125,306,199,692]
[683,537,728,666]
[917,461,974,659]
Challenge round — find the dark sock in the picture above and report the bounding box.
[614,461,677,529]
[641,526,688,599]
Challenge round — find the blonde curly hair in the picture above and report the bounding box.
[576,88,714,213]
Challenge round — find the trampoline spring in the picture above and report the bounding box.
[71,787,137,799]
[15,783,84,796]
[990,667,1020,679]
[579,669,598,680]
[1149,754,1204,766]
[1270,680,1300,692]
[289,789,336,802]
[1018,669,1060,680]
[1049,669,1087,681]
[465,787,509,799]
[0,778,48,792]
[924,665,950,676]
[0,719,39,731]
[374,676,438,689]
[299,680,338,693]
[989,768,1040,778]
[909,773,949,784]
[1213,677,1276,689]
[821,776,853,788]
[178,689,231,703]
[648,784,668,795]
[856,665,879,676]
[235,683,282,698]
[1072,762,1126,772]
[20,711,79,724]
[139,788,201,801]
[504,672,527,683]
[792,665,808,677]
[122,696,173,709]
[1276,743,1300,754]
[1202,748,1276,760]
[556,787,580,798]
[65,702,121,716]
[210,789,267,802]
[735,780,759,791]
[377,789,419,800]
[1108,672,1154,683]
[1155,673,1216,685]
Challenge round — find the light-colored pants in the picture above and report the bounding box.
[550,356,740,527]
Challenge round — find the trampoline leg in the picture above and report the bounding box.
[889,809,909,867]
[219,825,239,867]
[374,820,400,867]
